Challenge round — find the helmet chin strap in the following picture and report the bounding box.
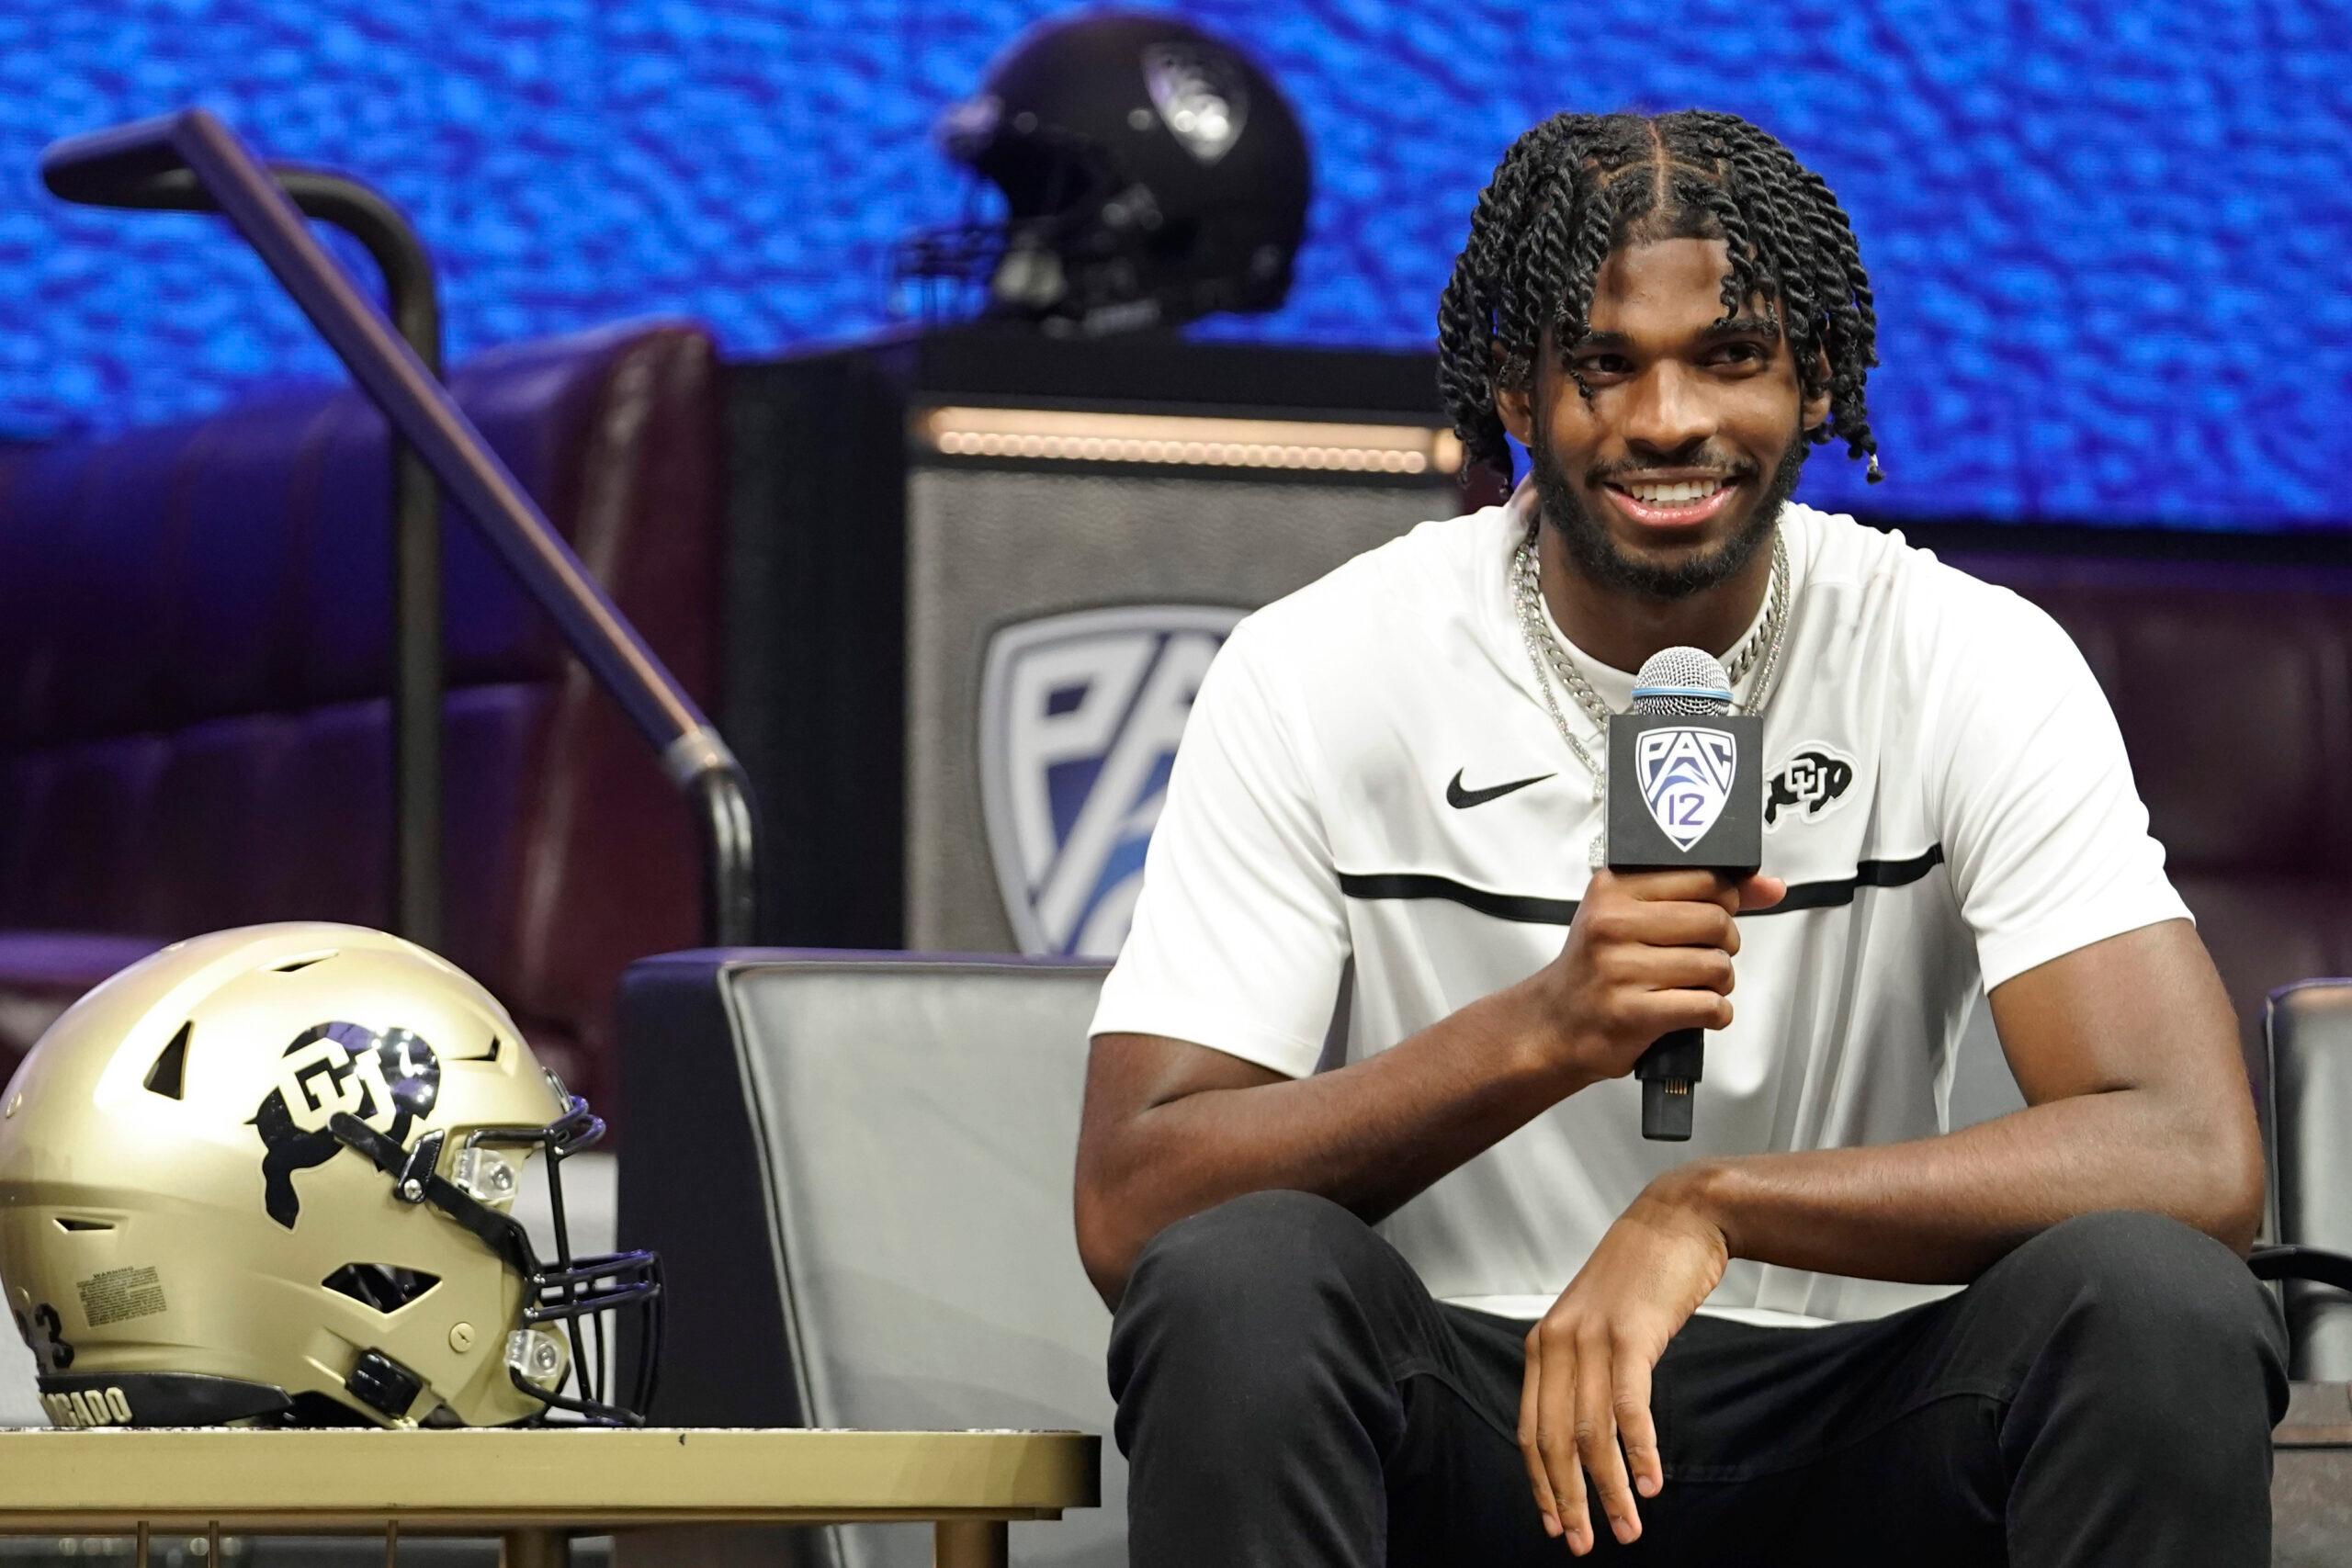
[328,1112,537,1277]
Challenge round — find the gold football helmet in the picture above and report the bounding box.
[0,923,661,1427]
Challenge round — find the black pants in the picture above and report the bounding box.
[1108,1191,2289,1565]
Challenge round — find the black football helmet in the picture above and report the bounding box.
[899,10,1312,334]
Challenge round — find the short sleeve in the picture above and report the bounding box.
[1088,619,1351,1077]
[1922,589,2191,993]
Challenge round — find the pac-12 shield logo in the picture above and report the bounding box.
[1637,727,1737,852]
[979,605,1245,957]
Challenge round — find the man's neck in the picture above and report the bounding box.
[1535,522,1779,676]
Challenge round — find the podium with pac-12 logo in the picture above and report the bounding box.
[718,327,1477,957]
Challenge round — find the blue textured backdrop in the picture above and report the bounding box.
[2,0,2346,528]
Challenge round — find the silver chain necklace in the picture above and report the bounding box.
[1511,521,1792,867]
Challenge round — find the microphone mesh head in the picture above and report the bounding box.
[1632,646,1733,716]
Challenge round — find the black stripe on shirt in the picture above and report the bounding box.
[1333,874,1578,926]
[1335,846,1946,928]
[1754,845,1947,915]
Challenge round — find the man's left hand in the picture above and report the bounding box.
[1519,1175,1729,1554]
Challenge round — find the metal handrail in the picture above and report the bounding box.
[58,162,450,952]
[42,109,758,947]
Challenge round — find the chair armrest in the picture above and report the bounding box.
[2267,981,2352,1379]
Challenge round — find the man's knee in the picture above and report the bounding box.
[1985,1211,2284,1418]
[1119,1190,1385,1332]
[1107,1190,1400,1422]
[2005,1211,2271,1339]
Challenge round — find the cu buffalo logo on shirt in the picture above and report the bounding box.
[1766,743,1858,830]
[979,605,1245,957]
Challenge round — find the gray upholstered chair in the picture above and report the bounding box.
[2261,981,2352,1381]
[617,951,1121,1568]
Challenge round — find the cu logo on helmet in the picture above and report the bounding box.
[274,1026,435,1135]
[250,1022,442,1229]
[1143,44,1249,164]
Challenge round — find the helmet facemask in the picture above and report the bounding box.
[327,1085,662,1427]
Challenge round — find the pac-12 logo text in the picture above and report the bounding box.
[1637,727,1736,852]
[979,605,1245,957]
[1766,743,1858,830]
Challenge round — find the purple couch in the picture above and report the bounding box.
[0,320,722,1122]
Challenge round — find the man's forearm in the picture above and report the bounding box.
[1665,1084,2264,1284]
[1083,982,1578,1289]
[1078,869,1770,1303]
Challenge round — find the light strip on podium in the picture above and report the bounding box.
[916,406,1464,476]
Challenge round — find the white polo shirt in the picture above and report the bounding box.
[1090,486,2191,1327]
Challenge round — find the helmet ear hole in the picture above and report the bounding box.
[322,1264,442,1314]
[141,1022,191,1100]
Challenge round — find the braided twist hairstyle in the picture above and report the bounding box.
[1437,110,1882,485]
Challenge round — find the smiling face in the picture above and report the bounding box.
[1499,237,1830,603]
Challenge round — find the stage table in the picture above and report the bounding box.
[0,1427,1100,1568]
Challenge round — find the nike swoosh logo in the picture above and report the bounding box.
[1445,769,1555,809]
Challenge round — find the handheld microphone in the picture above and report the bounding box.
[1608,648,1764,1141]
